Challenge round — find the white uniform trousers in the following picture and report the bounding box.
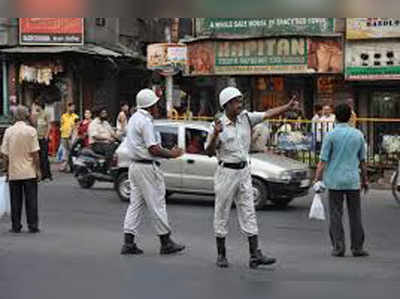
[214,165,259,238]
[123,163,171,236]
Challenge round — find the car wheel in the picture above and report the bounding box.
[115,172,130,202]
[271,198,294,208]
[252,177,268,210]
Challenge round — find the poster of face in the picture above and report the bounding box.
[186,42,215,75]
[308,39,343,73]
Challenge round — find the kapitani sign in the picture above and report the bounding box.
[185,37,343,76]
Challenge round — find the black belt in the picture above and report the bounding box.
[134,160,161,166]
[218,161,247,169]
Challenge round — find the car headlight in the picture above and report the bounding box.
[279,171,292,182]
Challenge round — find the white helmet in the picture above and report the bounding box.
[136,89,160,109]
[219,87,243,108]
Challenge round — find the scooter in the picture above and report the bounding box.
[73,142,119,189]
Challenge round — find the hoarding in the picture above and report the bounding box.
[147,43,187,74]
[185,38,342,76]
[345,40,400,80]
[196,18,336,37]
[347,18,400,39]
[19,18,84,45]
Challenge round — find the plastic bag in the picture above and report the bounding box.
[0,176,11,219]
[309,193,325,220]
[56,143,65,162]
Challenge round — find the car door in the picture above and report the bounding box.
[181,126,218,194]
[154,125,183,190]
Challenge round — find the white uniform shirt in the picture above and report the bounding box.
[318,114,336,142]
[206,110,265,163]
[126,109,161,161]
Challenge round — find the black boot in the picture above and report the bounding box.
[248,235,276,269]
[216,237,229,268]
[159,233,185,255]
[121,233,144,255]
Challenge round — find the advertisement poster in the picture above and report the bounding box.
[347,18,400,39]
[186,38,342,76]
[308,39,343,73]
[345,40,400,80]
[196,18,335,37]
[19,18,84,45]
[147,43,187,73]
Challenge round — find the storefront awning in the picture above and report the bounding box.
[0,44,143,59]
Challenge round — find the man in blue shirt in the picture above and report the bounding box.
[314,103,369,258]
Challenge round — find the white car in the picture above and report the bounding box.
[113,120,311,209]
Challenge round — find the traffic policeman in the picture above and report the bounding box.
[205,87,298,268]
[121,89,185,255]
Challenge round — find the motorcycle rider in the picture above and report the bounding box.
[88,106,119,170]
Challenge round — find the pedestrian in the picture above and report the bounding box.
[121,89,185,255]
[116,101,130,136]
[88,106,119,170]
[9,95,18,123]
[60,102,79,172]
[1,106,41,233]
[312,104,323,152]
[346,98,357,127]
[205,87,298,269]
[78,109,92,148]
[319,104,336,139]
[314,103,369,258]
[35,101,53,181]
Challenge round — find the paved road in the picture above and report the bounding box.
[1,173,400,299]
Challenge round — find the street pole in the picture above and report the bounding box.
[164,25,173,118]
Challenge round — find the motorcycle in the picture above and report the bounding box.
[73,142,119,189]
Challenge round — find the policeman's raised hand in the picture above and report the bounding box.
[170,147,184,159]
[214,119,223,136]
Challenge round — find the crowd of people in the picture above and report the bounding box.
[7,99,134,177]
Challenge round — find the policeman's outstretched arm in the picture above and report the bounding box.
[263,96,299,120]
[149,145,183,159]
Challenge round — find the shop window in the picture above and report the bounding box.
[185,128,207,155]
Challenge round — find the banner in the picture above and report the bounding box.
[196,18,335,37]
[147,43,187,74]
[185,38,342,76]
[347,18,400,39]
[345,40,400,80]
[19,18,84,45]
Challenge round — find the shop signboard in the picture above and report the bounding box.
[185,38,342,76]
[347,18,400,39]
[196,18,335,37]
[19,18,84,45]
[147,43,187,74]
[345,40,400,80]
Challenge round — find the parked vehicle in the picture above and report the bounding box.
[73,142,119,189]
[113,120,311,209]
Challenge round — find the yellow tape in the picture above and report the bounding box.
[168,115,400,123]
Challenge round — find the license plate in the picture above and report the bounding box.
[300,179,310,188]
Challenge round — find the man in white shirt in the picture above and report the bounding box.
[121,89,185,256]
[205,87,298,269]
[318,105,336,146]
[88,106,119,170]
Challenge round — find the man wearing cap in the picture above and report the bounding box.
[205,87,298,269]
[121,89,186,255]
